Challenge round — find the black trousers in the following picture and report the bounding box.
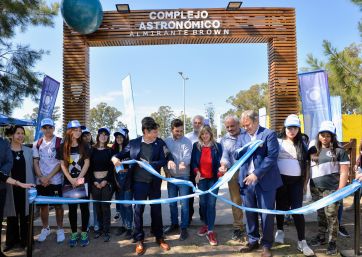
[92,184,113,233]
[133,180,163,241]
[6,214,29,247]
[276,175,305,241]
[68,202,90,233]
[0,184,7,252]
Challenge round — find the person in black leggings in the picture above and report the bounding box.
[274,115,314,256]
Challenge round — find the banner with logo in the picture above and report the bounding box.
[122,75,138,139]
[330,96,343,141]
[34,76,60,141]
[299,70,332,140]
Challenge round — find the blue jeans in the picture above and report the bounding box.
[198,178,219,231]
[115,172,133,229]
[167,176,190,229]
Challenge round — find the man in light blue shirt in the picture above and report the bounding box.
[163,119,192,241]
[219,115,246,240]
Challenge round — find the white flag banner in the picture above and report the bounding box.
[122,75,138,139]
[259,107,267,128]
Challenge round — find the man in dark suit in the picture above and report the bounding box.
[235,110,282,257]
[112,117,171,255]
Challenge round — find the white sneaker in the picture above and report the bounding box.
[38,227,51,242]
[57,229,65,243]
[274,230,285,244]
[298,240,315,256]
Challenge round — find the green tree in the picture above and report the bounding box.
[89,102,122,136]
[224,83,269,117]
[0,1,59,115]
[302,41,362,113]
[177,112,193,134]
[150,106,175,139]
[30,106,61,122]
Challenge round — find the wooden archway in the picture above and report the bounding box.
[63,7,297,131]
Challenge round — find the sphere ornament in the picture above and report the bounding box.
[61,0,103,35]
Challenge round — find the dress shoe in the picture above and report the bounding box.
[261,247,272,257]
[156,238,170,251]
[240,242,259,253]
[163,224,179,234]
[135,241,145,256]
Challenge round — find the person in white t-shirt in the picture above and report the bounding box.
[33,118,64,243]
[274,114,314,256]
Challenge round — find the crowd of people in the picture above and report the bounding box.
[0,110,361,257]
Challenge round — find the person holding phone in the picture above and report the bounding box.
[57,120,90,248]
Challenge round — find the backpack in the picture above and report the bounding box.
[36,136,62,151]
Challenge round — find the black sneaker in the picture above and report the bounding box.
[326,241,338,255]
[310,235,326,246]
[116,226,126,236]
[103,233,110,242]
[124,229,133,240]
[94,231,102,239]
[163,224,179,235]
[338,226,351,238]
[179,228,188,241]
[231,229,243,240]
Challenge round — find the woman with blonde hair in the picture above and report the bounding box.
[191,125,222,246]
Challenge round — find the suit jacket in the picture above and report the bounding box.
[115,136,169,189]
[0,137,13,177]
[235,126,282,192]
[190,142,223,181]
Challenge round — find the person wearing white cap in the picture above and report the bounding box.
[112,127,133,239]
[274,114,314,256]
[308,120,350,255]
[89,127,115,243]
[56,120,90,248]
[33,118,65,243]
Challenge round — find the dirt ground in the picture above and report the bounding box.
[1,195,361,257]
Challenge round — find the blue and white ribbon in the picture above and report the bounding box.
[28,139,362,215]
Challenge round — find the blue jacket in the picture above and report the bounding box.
[114,136,169,189]
[190,142,223,181]
[0,137,13,178]
[235,126,282,191]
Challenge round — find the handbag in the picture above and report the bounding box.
[62,183,88,199]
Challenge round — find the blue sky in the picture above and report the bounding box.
[12,0,361,133]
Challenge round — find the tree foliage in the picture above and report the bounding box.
[224,83,269,118]
[89,103,122,136]
[302,41,362,113]
[150,106,175,139]
[0,0,59,115]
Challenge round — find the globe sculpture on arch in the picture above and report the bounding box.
[61,0,103,35]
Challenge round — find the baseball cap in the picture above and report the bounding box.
[114,127,128,137]
[318,120,336,134]
[40,118,55,128]
[98,127,110,135]
[284,114,300,127]
[67,120,81,129]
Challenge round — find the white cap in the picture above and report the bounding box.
[284,114,300,127]
[318,120,336,134]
